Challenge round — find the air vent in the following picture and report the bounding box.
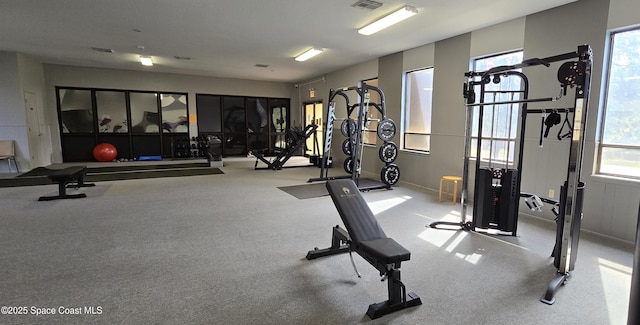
[255,64,269,68]
[91,47,114,53]
[351,0,383,10]
[174,56,191,60]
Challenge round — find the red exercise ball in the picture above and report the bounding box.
[93,143,117,162]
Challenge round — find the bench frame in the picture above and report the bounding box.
[306,179,421,319]
[38,166,95,201]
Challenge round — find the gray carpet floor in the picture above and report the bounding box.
[0,158,634,324]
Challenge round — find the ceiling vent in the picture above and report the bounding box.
[255,64,269,68]
[351,0,383,10]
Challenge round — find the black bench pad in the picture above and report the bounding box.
[326,179,410,264]
[47,166,86,181]
[358,238,411,264]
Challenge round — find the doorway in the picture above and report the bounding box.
[304,101,323,158]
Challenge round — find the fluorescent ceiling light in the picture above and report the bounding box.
[358,5,418,36]
[295,48,323,62]
[140,56,153,66]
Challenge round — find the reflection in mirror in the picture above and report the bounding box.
[130,92,159,133]
[96,91,127,133]
[59,89,93,133]
[247,98,269,151]
[195,94,222,133]
[271,106,287,132]
[160,93,188,133]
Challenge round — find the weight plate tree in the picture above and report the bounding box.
[377,119,396,142]
[381,164,400,186]
[379,142,398,163]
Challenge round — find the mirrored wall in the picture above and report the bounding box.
[196,94,290,156]
[57,87,189,162]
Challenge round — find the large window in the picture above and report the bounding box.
[598,28,640,179]
[471,51,523,165]
[403,68,433,152]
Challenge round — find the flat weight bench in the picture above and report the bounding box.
[306,179,421,319]
[38,166,95,201]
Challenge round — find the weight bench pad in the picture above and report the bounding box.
[359,238,410,264]
[326,179,410,264]
[47,166,86,182]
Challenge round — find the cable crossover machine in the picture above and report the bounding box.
[308,81,400,191]
[429,45,593,304]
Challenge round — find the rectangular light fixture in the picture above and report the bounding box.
[295,48,323,62]
[140,56,153,66]
[358,5,418,36]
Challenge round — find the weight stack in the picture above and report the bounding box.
[496,169,519,233]
[472,167,495,230]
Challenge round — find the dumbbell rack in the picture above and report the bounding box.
[171,136,210,159]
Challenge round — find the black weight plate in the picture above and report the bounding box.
[380,164,400,186]
[344,157,353,174]
[343,157,360,174]
[377,119,396,142]
[342,139,354,156]
[340,119,357,137]
[379,142,398,163]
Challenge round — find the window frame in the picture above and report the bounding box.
[401,66,434,153]
[596,26,640,180]
[470,50,524,166]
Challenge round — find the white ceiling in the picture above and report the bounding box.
[0,0,576,83]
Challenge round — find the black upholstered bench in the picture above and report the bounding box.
[306,179,421,319]
[38,166,95,201]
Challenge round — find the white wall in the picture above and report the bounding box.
[0,52,29,172]
[17,53,49,169]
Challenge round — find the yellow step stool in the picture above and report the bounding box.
[439,176,463,204]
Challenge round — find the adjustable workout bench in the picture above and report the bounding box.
[306,179,421,319]
[38,166,95,201]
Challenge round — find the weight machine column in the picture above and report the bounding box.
[541,44,593,305]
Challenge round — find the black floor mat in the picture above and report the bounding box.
[278,182,329,199]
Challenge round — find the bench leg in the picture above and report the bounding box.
[65,176,95,189]
[366,269,422,319]
[38,179,87,201]
[306,226,350,260]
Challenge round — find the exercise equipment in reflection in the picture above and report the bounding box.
[252,124,317,170]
